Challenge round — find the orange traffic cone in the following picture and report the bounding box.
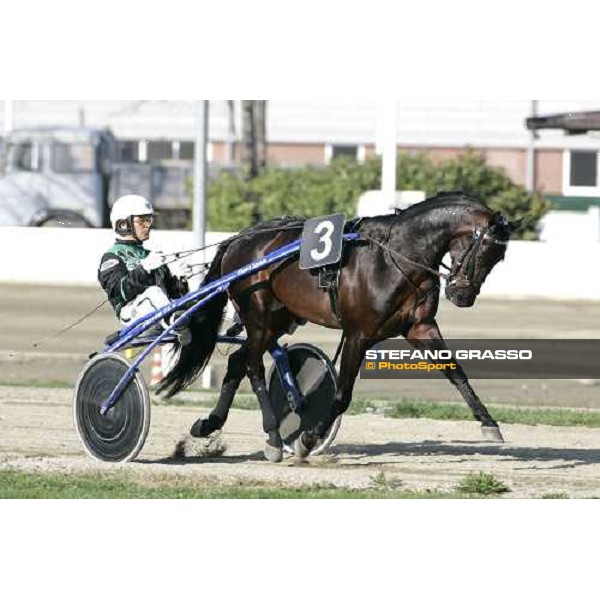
[150,347,163,386]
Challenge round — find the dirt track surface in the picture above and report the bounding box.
[2,386,600,498]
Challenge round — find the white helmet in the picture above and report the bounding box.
[110,195,154,233]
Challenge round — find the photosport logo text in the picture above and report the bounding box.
[359,340,600,380]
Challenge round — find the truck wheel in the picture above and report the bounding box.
[39,216,90,227]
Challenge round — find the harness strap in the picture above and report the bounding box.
[333,333,345,367]
[329,285,341,322]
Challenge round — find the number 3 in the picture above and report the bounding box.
[310,220,334,261]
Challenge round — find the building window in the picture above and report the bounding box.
[116,139,195,163]
[332,144,358,160]
[570,151,597,187]
[179,141,194,160]
[147,140,172,161]
[564,150,600,196]
[325,144,365,164]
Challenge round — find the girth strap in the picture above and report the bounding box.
[318,265,342,322]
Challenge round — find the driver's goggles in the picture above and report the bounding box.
[134,215,154,225]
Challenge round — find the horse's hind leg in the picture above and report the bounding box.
[407,321,504,442]
[190,344,248,438]
[245,329,285,462]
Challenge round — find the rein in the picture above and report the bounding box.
[160,223,307,263]
[360,233,451,280]
[8,298,110,356]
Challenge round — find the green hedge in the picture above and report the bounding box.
[207,151,550,239]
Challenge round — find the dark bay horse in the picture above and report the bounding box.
[158,192,517,462]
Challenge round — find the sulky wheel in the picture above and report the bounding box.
[268,343,340,456]
[73,353,151,462]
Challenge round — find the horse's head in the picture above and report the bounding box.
[445,211,516,307]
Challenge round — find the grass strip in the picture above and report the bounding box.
[0,380,71,389]
[0,469,483,500]
[382,399,600,428]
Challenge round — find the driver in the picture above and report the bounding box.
[98,194,193,344]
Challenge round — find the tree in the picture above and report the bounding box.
[241,100,268,223]
[208,150,550,238]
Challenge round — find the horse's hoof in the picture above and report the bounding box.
[293,436,310,459]
[264,443,283,463]
[190,418,215,438]
[190,415,224,438]
[293,432,318,459]
[481,426,504,443]
[189,419,205,438]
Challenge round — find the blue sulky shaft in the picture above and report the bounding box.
[99,233,359,415]
[99,287,225,415]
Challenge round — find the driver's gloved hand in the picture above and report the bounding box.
[171,259,194,280]
[141,251,166,273]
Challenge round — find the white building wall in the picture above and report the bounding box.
[0,100,234,141]
[2,100,599,150]
[266,100,377,144]
[395,100,600,149]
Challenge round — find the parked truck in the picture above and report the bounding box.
[0,126,192,229]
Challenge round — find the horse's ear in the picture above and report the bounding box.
[489,211,508,230]
[508,218,523,233]
[489,212,521,235]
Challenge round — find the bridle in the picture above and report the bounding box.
[447,224,509,291]
[361,217,508,289]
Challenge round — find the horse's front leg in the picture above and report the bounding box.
[190,343,248,438]
[296,334,366,457]
[407,321,504,442]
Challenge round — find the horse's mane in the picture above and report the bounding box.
[392,192,491,221]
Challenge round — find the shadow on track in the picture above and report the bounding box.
[330,441,600,470]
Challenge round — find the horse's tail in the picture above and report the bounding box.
[156,243,230,398]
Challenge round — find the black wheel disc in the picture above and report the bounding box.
[268,343,340,455]
[73,353,150,462]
